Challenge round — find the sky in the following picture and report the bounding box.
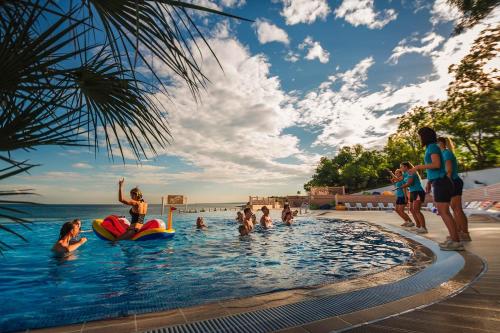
[5,0,500,204]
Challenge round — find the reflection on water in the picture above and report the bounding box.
[0,211,412,332]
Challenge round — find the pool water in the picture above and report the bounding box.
[0,209,412,332]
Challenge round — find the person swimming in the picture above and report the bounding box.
[260,206,273,229]
[281,204,291,222]
[116,178,148,241]
[52,221,87,255]
[236,211,244,224]
[239,208,254,236]
[196,217,207,229]
[284,211,293,226]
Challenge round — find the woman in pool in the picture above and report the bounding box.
[236,211,244,224]
[260,206,273,229]
[117,178,148,241]
[239,208,254,236]
[52,221,87,254]
[388,169,414,227]
[284,211,293,226]
[397,162,427,234]
[437,136,471,242]
[196,217,207,229]
[281,204,291,222]
[412,127,462,251]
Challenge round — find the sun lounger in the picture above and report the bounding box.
[366,203,378,210]
[356,203,367,210]
[378,203,389,210]
[464,201,499,220]
[424,202,434,211]
[387,203,395,210]
[345,203,355,210]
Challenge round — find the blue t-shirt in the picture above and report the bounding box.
[442,149,459,180]
[404,172,424,192]
[424,143,446,181]
[395,180,405,197]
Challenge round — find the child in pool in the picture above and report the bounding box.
[53,221,87,255]
[284,211,293,226]
[239,208,254,236]
[236,211,244,224]
[260,206,273,229]
[196,217,207,229]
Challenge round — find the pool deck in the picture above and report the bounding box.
[26,211,498,333]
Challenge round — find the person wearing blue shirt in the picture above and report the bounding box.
[438,137,471,242]
[398,162,427,234]
[388,168,413,227]
[411,127,462,251]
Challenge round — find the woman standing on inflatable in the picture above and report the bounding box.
[437,137,471,241]
[117,178,148,241]
[412,127,463,251]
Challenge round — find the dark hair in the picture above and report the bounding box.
[59,222,75,240]
[400,161,414,169]
[417,127,437,147]
[284,204,290,209]
[243,207,251,214]
[261,206,268,212]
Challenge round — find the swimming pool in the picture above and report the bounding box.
[0,209,413,332]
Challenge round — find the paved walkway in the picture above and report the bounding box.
[317,210,500,333]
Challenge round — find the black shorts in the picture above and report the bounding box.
[396,197,407,205]
[410,190,425,202]
[452,177,464,197]
[432,177,453,203]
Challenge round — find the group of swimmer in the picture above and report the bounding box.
[53,178,299,254]
[388,127,470,251]
[233,204,297,236]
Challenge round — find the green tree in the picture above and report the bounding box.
[447,0,499,34]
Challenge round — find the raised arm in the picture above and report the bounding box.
[118,178,135,206]
[54,238,87,254]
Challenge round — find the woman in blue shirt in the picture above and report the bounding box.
[388,168,413,227]
[438,137,471,241]
[398,162,427,233]
[411,127,462,251]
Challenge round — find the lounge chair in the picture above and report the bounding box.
[378,203,389,210]
[345,203,355,210]
[356,203,367,210]
[464,201,499,220]
[387,203,395,210]
[366,203,378,210]
[424,202,435,211]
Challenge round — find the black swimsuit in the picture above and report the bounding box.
[129,208,145,232]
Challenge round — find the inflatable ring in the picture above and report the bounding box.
[93,216,175,241]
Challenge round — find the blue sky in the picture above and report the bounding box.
[4,0,499,204]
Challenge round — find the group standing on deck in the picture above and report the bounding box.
[389,127,470,251]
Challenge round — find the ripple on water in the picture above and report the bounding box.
[0,214,412,332]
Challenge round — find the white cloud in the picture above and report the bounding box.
[280,0,331,25]
[430,0,461,25]
[152,35,317,187]
[253,19,290,45]
[72,163,93,169]
[388,32,445,64]
[335,0,398,29]
[298,37,330,63]
[219,0,246,7]
[294,7,500,150]
[284,50,300,62]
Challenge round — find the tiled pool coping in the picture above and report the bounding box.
[26,220,485,333]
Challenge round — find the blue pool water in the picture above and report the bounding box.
[0,205,412,332]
